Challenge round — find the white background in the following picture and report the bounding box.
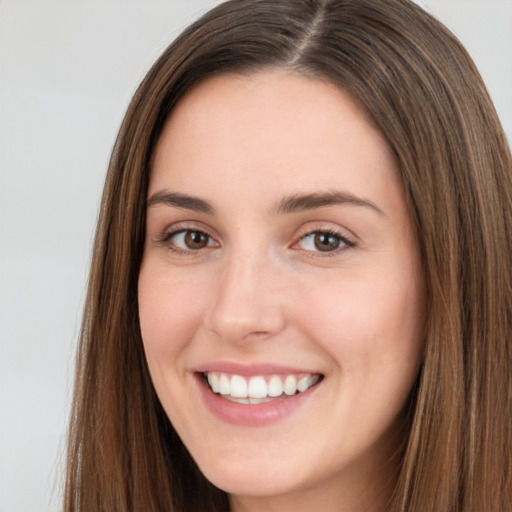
[0,1,510,511]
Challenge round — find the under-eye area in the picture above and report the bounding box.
[200,372,324,404]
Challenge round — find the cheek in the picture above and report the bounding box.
[296,266,424,381]
[294,268,424,459]
[137,266,208,366]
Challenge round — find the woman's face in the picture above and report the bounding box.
[139,71,425,510]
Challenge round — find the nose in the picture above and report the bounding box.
[204,251,287,344]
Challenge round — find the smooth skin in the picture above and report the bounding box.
[138,70,425,512]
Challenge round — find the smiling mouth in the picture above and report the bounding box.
[202,371,323,404]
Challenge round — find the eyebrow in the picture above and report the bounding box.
[147,191,215,214]
[274,191,385,216]
[146,189,385,217]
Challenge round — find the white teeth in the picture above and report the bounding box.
[230,375,248,398]
[224,396,274,405]
[283,375,297,396]
[297,375,310,392]
[219,373,231,395]
[205,372,320,400]
[248,376,267,398]
[207,372,220,393]
[268,375,283,397]
[249,397,272,404]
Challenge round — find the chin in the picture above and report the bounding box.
[198,456,305,498]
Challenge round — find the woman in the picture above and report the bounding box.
[65,0,512,511]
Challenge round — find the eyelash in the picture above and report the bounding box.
[158,226,356,256]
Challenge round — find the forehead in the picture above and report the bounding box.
[149,70,401,209]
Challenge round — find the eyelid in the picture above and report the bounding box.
[155,220,218,240]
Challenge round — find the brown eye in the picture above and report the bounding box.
[296,230,354,254]
[164,229,216,252]
[184,230,210,249]
[313,232,342,252]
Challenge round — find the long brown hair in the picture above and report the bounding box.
[65,1,512,510]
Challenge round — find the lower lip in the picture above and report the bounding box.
[195,374,320,426]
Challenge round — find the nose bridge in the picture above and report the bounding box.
[205,244,285,342]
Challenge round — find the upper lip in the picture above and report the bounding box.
[192,361,323,377]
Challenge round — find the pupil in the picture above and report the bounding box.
[314,233,339,252]
[185,231,208,249]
